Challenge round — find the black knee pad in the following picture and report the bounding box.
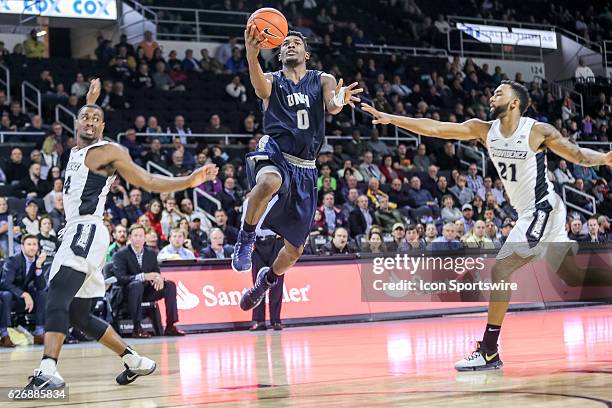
[69,298,109,341]
[45,266,86,335]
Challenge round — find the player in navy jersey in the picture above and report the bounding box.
[234,26,362,310]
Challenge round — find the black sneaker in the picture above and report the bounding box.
[116,355,156,385]
[23,369,65,392]
[240,267,277,311]
[454,342,503,371]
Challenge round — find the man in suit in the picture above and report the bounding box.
[200,228,233,259]
[112,224,184,338]
[0,235,48,346]
[584,217,607,243]
[218,177,244,226]
[214,209,239,245]
[348,195,376,238]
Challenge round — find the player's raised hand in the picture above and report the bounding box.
[361,103,392,125]
[335,78,363,108]
[189,164,219,188]
[86,78,101,105]
[244,23,268,57]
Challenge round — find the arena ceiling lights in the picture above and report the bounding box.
[457,22,558,49]
[0,0,118,20]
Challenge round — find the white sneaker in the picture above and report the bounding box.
[116,355,156,385]
[454,342,503,372]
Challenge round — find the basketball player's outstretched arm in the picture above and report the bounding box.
[244,23,273,100]
[322,75,363,115]
[86,78,101,105]
[536,123,612,167]
[361,103,489,142]
[103,144,218,192]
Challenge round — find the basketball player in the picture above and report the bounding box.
[23,79,218,391]
[233,26,362,310]
[362,81,612,371]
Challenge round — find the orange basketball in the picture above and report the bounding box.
[247,7,288,49]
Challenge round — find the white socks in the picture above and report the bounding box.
[39,358,57,376]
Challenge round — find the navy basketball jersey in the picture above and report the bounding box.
[262,70,325,160]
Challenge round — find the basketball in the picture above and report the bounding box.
[247,7,288,49]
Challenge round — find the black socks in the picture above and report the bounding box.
[482,324,501,351]
[266,267,278,284]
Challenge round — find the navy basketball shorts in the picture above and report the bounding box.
[245,136,318,248]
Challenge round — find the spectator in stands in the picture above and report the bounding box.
[123,188,146,225]
[319,192,346,235]
[224,47,247,75]
[349,195,376,238]
[153,61,185,91]
[205,114,232,136]
[9,43,27,71]
[145,198,165,240]
[574,58,595,81]
[465,220,495,249]
[43,177,63,213]
[412,144,432,172]
[215,37,238,68]
[158,228,196,261]
[341,187,359,219]
[367,128,392,158]
[37,215,58,258]
[0,235,48,347]
[567,179,595,212]
[568,218,587,241]
[399,224,427,252]
[598,215,611,239]
[374,195,403,233]
[110,81,131,110]
[143,138,167,168]
[40,136,59,178]
[167,115,192,145]
[179,198,210,232]
[4,147,28,184]
[23,29,45,58]
[48,193,65,234]
[359,151,385,183]
[37,70,55,96]
[187,217,207,254]
[214,209,238,245]
[181,49,202,73]
[476,176,496,201]
[9,101,28,129]
[146,116,162,134]
[97,79,114,111]
[225,75,247,104]
[322,227,355,255]
[138,30,160,60]
[311,208,329,237]
[0,113,15,132]
[106,224,127,262]
[438,144,462,175]
[342,130,366,159]
[95,36,114,66]
[592,179,607,207]
[218,177,243,224]
[363,230,386,254]
[449,174,474,206]
[148,47,165,70]
[16,163,50,199]
[407,176,438,220]
[460,203,476,235]
[199,48,224,74]
[422,165,440,194]
[114,34,135,57]
[112,224,184,337]
[441,194,462,223]
[200,228,233,259]
[160,197,183,238]
[573,163,601,188]
[109,46,136,81]
[585,217,606,243]
[466,163,484,192]
[133,63,153,88]
[167,150,190,177]
[366,177,393,208]
[121,129,144,162]
[430,223,462,250]
[423,223,438,245]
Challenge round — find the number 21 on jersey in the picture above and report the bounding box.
[498,162,517,182]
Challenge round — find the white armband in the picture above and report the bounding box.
[331,86,348,107]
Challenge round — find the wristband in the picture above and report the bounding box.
[332,86,348,107]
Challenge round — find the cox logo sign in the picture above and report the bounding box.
[73,0,111,16]
[0,0,117,19]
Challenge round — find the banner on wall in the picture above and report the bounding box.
[457,22,558,49]
[0,0,118,20]
[158,250,612,328]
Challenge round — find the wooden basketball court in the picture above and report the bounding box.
[2,306,612,407]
